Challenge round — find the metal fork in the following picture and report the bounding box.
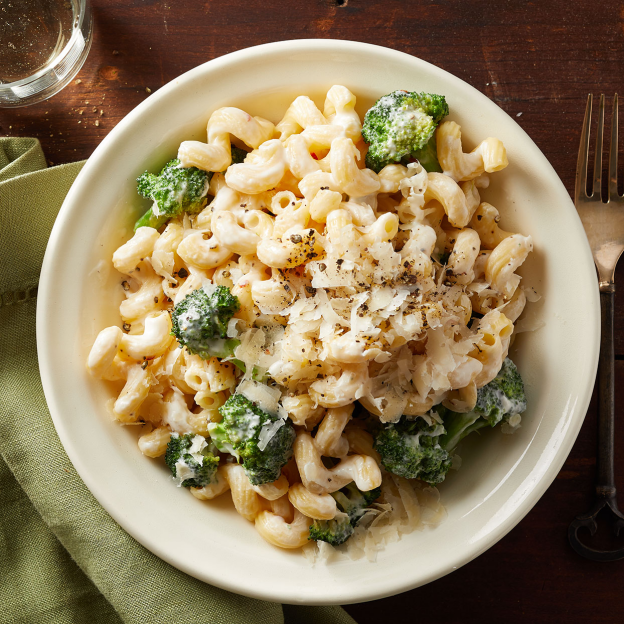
[568,94,624,561]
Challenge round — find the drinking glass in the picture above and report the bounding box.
[0,0,93,108]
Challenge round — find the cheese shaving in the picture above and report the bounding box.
[257,418,285,451]
[238,379,281,415]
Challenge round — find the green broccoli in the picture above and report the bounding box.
[440,361,527,451]
[134,208,170,231]
[411,133,443,173]
[171,286,241,360]
[374,413,452,484]
[230,146,249,165]
[309,483,382,546]
[473,357,527,426]
[208,393,296,485]
[309,513,354,546]
[362,90,449,172]
[331,482,381,525]
[134,158,211,231]
[375,358,527,485]
[436,410,485,453]
[165,433,219,487]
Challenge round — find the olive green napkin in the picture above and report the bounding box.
[0,138,357,624]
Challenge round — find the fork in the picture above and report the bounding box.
[568,94,624,561]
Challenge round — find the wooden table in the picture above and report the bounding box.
[3,1,624,621]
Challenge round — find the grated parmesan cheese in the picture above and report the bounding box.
[258,418,285,451]
[237,379,281,415]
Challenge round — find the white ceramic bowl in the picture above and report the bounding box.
[37,39,599,605]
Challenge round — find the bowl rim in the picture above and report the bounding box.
[37,38,600,604]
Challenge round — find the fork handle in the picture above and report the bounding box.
[598,285,616,495]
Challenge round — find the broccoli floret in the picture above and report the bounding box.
[134,158,211,231]
[309,513,354,546]
[332,482,382,525]
[165,433,219,488]
[374,412,452,484]
[134,208,170,231]
[437,410,487,453]
[473,357,527,426]
[208,393,296,485]
[362,90,449,172]
[230,146,249,165]
[171,286,240,360]
[437,362,527,452]
[309,483,381,546]
[376,358,528,485]
[411,133,443,173]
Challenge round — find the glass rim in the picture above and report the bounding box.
[0,0,90,89]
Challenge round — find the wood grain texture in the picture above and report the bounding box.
[2,0,624,621]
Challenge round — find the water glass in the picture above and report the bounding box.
[0,0,93,108]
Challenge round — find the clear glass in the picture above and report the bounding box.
[0,0,93,108]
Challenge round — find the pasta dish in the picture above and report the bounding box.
[87,86,533,559]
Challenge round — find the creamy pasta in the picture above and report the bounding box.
[88,86,533,558]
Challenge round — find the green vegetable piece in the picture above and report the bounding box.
[362,90,449,172]
[165,433,219,488]
[136,172,158,198]
[374,412,452,484]
[309,513,354,546]
[209,393,296,485]
[376,358,528,485]
[332,482,381,525]
[410,132,442,173]
[134,207,170,231]
[171,286,240,360]
[473,357,527,426]
[134,158,211,231]
[309,482,382,546]
[230,146,249,165]
[437,410,487,453]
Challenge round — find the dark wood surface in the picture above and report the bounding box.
[3,1,624,621]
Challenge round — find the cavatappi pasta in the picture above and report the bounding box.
[88,86,533,559]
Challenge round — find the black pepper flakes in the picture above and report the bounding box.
[121,280,130,291]
[122,322,131,332]
[177,267,188,278]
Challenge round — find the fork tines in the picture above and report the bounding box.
[576,93,621,203]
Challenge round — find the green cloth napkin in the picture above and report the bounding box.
[0,138,357,624]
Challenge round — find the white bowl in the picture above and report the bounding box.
[37,39,599,605]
